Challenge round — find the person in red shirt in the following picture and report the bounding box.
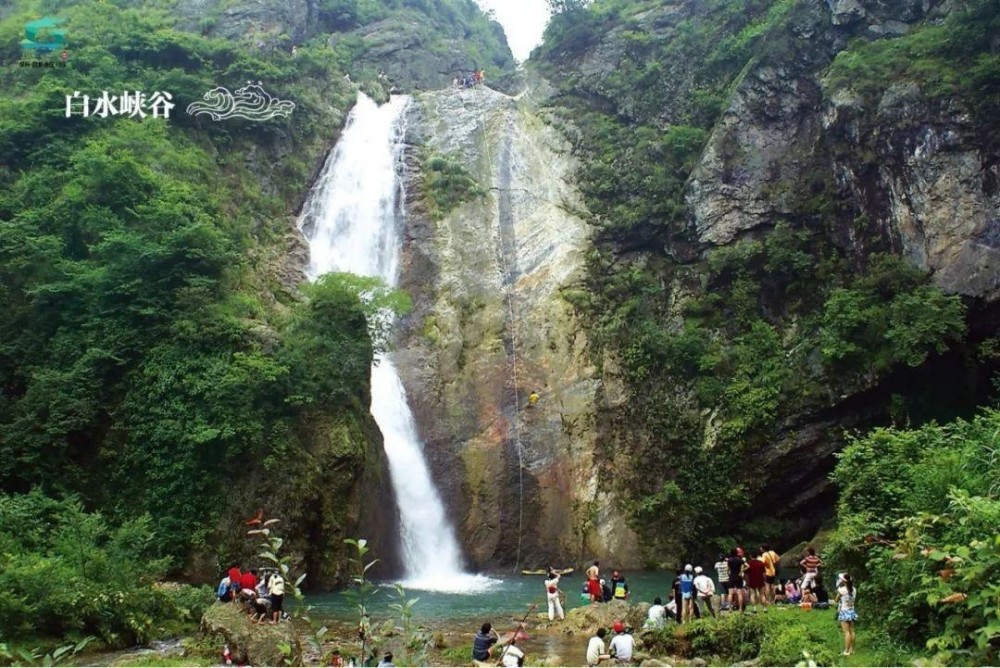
[239,569,258,603]
[227,564,242,602]
[745,551,768,613]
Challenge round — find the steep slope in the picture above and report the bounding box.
[525,0,999,563]
[392,86,641,568]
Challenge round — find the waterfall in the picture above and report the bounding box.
[298,93,497,593]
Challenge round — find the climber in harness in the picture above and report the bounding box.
[528,391,539,408]
[610,571,630,600]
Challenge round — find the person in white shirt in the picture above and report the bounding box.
[586,628,611,666]
[498,637,525,668]
[544,570,565,621]
[608,621,634,665]
[268,573,285,624]
[693,566,717,617]
[644,597,667,629]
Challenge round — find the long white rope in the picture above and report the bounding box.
[473,80,525,573]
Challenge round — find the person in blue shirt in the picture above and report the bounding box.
[472,622,499,666]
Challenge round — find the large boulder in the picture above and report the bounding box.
[561,600,648,636]
[200,601,303,666]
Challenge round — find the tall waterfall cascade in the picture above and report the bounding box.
[297,93,497,593]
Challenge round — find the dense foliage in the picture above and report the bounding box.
[418,151,486,221]
[0,0,423,588]
[535,0,993,564]
[827,408,1000,665]
[0,492,213,646]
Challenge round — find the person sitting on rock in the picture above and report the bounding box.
[217,575,233,603]
[586,628,611,667]
[644,597,667,629]
[472,622,499,667]
[608,621,634,665]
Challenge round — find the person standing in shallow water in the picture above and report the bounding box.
[544,569,565,621]
[586,560,602,604]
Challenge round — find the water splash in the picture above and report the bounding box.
[298,93,498,594]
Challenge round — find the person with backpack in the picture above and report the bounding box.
[544,570,565,621]
[610,571,629,600]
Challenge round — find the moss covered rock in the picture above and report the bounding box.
[200,601,302,666]
[561,600,648,636]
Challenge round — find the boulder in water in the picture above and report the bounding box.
[200,601,302,666]
[562,600,647,635]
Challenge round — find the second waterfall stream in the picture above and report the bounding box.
[298,92,496,593]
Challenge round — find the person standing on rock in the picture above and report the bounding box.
[679,565,696,623]
[544,569,565,621]
[586,561,602,605]
[586,628,611,667]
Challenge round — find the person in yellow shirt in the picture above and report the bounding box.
[761,543,780,604]
[528,391,539,407]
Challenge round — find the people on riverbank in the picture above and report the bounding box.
[746,551,767,613]
[268,571,285,624]
[679,565,696,623]
[544,570,565,621]
[644,597,667,629]
[498,634,525,667]
[726,549,746,613]
[799,546,823,593]
[586,628,611,667]
[714,554,730,611]
[600,579,612,603]
[761,544,780,604]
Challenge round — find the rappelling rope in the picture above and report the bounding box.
[473,79,525,574]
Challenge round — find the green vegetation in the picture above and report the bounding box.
[419,152,486,221]
[644,606,916,666]
[827,407,1000,665]
[0,492,213,648]
[0,0,416,643]
[824,0,1000,125]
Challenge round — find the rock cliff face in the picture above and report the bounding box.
[393,87,641,568]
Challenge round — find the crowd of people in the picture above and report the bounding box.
[476,545,858,665]
[217,562,286,625]
[454,69,486,89]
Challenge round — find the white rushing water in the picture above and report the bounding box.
[298,93,498,593]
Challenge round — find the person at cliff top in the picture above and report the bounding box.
[608,621,634,665]
[726,548,747,612]
[586,628,611,667]
[544,569,565,621]
[472,622,499,666]
[799,546,823,593]
[761,544,780,604]
[268,571,285,624]
[745,551,768,613]
[679,565,697,623]
[693,566,716,617]
[600,578,613,603]
[217,575,234,603]
[586,561,602,604]
[644,597,667,629]
[227,563,242,601]
[610,570,629,600]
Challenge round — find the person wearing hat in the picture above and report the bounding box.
[693,566,716,617]
[600,578,613,602]
[608,620,634,665]
[610,570,629,600]
[679,564,696,623]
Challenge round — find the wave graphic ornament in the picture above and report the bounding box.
[186,83,295,121]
